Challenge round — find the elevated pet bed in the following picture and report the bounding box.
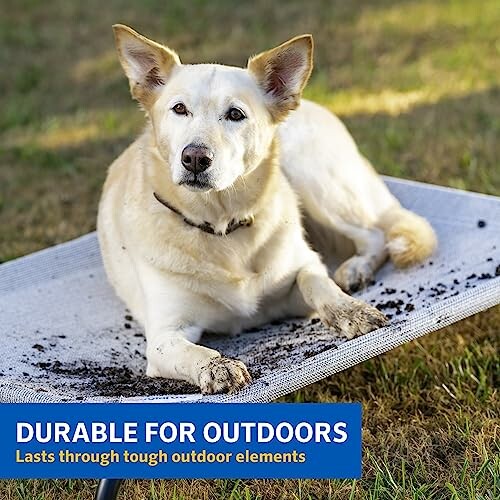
[1,177,499,403]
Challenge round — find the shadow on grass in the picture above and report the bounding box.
[341,87,500,195]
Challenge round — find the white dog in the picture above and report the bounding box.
[98,25,436,394]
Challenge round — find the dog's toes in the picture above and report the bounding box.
[199,357,252,395]
[318,298,388,339]
[334,257,374,294]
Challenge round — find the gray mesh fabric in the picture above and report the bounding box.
[1,178,499,403]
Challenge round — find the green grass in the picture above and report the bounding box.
[0,0,499,498]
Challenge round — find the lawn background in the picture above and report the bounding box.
[0,0,498,498]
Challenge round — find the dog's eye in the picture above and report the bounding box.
[226,107,246,122]
[172,103,188,115]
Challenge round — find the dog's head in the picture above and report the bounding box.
[113,25,313,192]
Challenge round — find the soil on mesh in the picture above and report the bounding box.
[44,360,198,398]
[28,259,500,399]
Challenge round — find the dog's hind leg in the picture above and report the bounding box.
[292,178,390,292]
[280,102,394,292]
[288,179,390,292]
[306,212,388,293]
[280,100,436,292]
[332,224,388,293]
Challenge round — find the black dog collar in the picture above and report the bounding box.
[153,192,254,236]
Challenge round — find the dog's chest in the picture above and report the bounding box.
[181,229,301,317]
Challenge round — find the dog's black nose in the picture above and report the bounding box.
[181,144,213,173]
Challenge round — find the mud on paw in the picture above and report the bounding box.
[199,357,252,395]
[318,298,388,339]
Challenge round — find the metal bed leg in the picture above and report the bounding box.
[94,479,123,500]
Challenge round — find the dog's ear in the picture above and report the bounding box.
[248,35,313,121]
[113,24,180,108]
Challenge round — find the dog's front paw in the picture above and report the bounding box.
[199,357,252,395]
[318,298,388,339]
[334,256,374,293]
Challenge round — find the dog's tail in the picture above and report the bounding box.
[377,205,437,267]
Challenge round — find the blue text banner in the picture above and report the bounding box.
[0,403,361,479]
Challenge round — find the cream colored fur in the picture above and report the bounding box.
[97,25,436,394]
